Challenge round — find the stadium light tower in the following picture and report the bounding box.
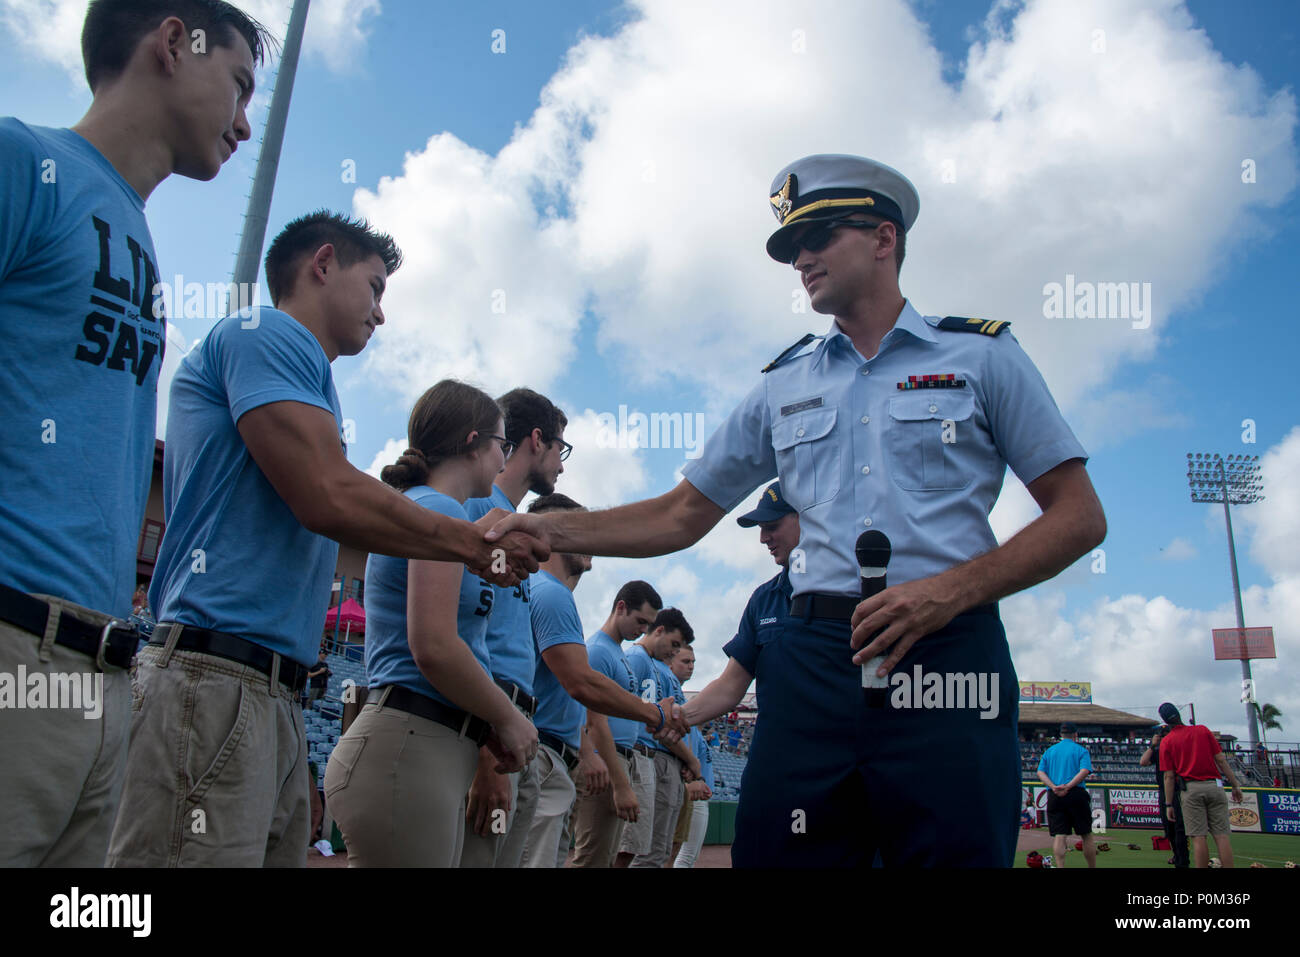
[229,0,310,304]
[1186,452,1264,747]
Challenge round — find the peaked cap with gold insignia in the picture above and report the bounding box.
[766,154,920,263]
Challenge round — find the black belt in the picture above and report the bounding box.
[0,582,137,670]
[615,744,636,761]
[539,731,580,771]
[494,678,538,718]
[791,593,999,622]
[369,684,491,747]
[634,740,672,759]
[150,622,309,692]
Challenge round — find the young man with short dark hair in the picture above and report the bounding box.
[0,0,271,868]
[460,388,570,868]
[570,580,663,867]
[106,212,546,867]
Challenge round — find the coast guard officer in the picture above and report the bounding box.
[487,154,1106,867]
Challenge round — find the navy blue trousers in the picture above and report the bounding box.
[732,605,1020,868]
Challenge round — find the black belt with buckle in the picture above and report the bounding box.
[150,622,309,692]
[494,677,538,718]
[615,744,636,761]
[369,684,492,747]
[791,594,999,622]
[0,582,137,670]
[633,741,658,758]
[539,731,580,771]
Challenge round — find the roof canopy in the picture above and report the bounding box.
[324,598,365,631]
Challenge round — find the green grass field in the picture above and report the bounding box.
[1015,828,1300,868]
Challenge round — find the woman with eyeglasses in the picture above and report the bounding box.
[324,379,538,866]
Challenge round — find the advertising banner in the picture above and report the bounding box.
[1019,681,1092,703]
[1260,792,1300,834]
[1228,791,1262,832]
[1108,787,1164,828]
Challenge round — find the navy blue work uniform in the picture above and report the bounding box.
[683,154,1089,867]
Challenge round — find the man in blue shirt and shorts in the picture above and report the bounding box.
[1036,722,1097,868]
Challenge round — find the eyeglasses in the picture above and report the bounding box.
[548,437,573,462]
[782,218,882,263]
[489,435,517,457]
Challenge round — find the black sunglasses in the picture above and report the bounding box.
[783,218,883,263]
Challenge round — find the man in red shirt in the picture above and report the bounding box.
[1156,703,1245,868]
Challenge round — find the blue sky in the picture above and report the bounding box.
[3,0,1296,742]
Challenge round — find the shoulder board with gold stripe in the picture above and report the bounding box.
[761,333,822,373]
[937,316,1011,336]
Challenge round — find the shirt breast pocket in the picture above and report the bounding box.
[886,392,976,491]
[772,406,840,509]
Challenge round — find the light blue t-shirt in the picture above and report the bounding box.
[364,487,493,709]
[530,570,586,749]
[1038,739,1093,790]
[586,630,641,749]
[0,120,164,616]
[629,643,671,752]
[690,727,715,791]
[464,485,534,696]
[150,307,343,666]
[681,301,1088,597]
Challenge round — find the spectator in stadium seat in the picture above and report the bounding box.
[1036,723,1097,868]
[520,501,685,868]
[1156,703,1244,869]
[1140,725,1189,867]
[616,609,701,868]
[571,581,664,868]
[459,389,569,869]
[106,213,547,867]
[322,381,540,867]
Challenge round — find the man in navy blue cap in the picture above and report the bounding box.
[487,154,1106,867]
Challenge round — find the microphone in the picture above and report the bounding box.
[856,530,891,707]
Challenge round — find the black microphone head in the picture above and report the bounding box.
[855,530,891,568]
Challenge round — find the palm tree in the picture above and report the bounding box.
[1252,703,1284,750]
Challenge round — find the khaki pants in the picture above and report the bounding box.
[1180,779,1231,836]
[325,691,479,867]
[673,799,709,868]
[518,743,577,868]
[458,766,522,868]
[106,632,310,867]
[616,750,656,857]
[630,750,684,868]
[0,597,132,867]
[571,751,637,867]
[496,759,541,868]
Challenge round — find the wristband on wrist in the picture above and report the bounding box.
[655,704,665,731]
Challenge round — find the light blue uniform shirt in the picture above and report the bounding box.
[629,644,674,753]
[151,307,343,666]
[465,485,534,696]
[365,488,493,708]
[690,727,715,791]
[681,302,1088,597]
[1037,739,1093,790]
[530,570,586,749]
[586,630,640,749]
[0,120,164,616]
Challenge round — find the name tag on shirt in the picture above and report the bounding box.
[780,396,823,416]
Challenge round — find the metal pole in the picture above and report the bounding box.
[1219,460,1260,749]
[229,0,311,306]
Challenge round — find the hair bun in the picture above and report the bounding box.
[403,447,428,463]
